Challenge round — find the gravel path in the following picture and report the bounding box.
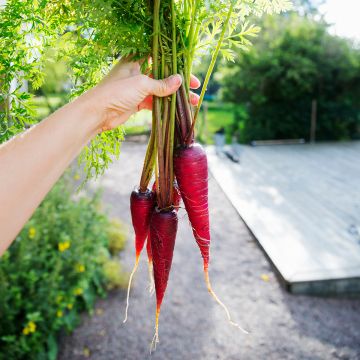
[58,141,360,360]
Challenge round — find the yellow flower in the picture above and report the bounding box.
[260,274,270,282]
[58,241,71,252]
[56,295,63,304]
[76,264,85,273]
[74,288,83,296]
[67,303,73,310]
[28,227,36,239]
[28,321,36,333]
[73,173,80,181]
[57,310,63,318]
[22,321,36,335]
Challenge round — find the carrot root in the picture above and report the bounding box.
[123,255,140,323]
[150,308,160,353]
[147,260,155,295]
[204,267,249,334]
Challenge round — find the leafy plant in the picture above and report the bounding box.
[0,0,292,180]
[0,174,127,360]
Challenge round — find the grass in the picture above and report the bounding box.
[31,95,237,144]
[196,102,236,144]
[123,102,236,143]
[124,110,152,136]
[32,94,67,120]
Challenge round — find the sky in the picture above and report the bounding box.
[320,0,360,40]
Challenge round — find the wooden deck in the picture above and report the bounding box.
[207,142,360,295]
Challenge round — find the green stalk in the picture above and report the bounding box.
[184,0,191,37]
[185,0,199,93]
[169,0,177,203]
[187,2,235,145]
[152,0,166,208]
[139,116,156,191]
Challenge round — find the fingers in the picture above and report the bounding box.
[103,59,141,83]
[138,91,199,111]
[189,91,200,106]
[190,74,201,90]
[145,74,182,97]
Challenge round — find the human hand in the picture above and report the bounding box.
[85,58,201,132]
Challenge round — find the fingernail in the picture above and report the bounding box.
[169,74,182,86]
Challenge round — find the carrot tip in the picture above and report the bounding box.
[149,309,160,354]
[204,269,249,335]
[147,260,155,296]
[123,256,140,324]
[149,330,159,354]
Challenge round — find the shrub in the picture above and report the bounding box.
[103,260,128,290]
[221,14,360,142]
[107,219,128,255]
[0,174,127,360]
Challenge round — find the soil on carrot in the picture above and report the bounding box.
[58,141,360,360]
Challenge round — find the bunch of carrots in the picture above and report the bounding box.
[116,0,291,350]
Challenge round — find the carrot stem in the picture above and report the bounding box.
[139,115,156,191]
[187,2,234,145]
[153,0,166,208]
[169,0,177,203]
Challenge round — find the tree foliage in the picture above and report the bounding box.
[221,14,360,142]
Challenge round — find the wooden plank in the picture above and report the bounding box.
[207,142,360,294]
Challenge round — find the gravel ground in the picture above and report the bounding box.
[58,141,360,360]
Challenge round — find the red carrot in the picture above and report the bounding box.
[149,209,178,350]
[174,143,248,333]
[152,180,181,211]
[123,188,155,323]
[174,143,210,267]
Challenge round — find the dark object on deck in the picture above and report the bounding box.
[224,149,240,163]
[251,139,305,146]
[215,127,225,134]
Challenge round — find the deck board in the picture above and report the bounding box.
[207,142,360,294]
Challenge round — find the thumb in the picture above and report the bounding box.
[146,74,182,97]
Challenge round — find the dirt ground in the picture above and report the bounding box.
[58,141,360,360]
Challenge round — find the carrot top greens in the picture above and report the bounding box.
[0,0,292,179]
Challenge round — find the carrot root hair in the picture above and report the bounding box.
[204,265,249,334]
[123,254,140,323]
[150,307,160,354]
[147,260,155,295]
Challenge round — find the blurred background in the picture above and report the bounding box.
[1,0,360,359]
[28,0,360,145]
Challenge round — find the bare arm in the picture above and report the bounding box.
[0,60,187,255]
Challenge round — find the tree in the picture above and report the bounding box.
[221,14,360,142]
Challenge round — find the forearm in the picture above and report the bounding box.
[0,94,99,254]
[0,60,184,256]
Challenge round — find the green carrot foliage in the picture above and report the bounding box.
[0,0,291,179]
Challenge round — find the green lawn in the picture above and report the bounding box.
[123,102,237,143]
[32,94,66,120]
[32,96,237,144]
[197,102,235,144]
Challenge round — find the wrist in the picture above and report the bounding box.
[74,87,104,136]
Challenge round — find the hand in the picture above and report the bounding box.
[86,58,201,132]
